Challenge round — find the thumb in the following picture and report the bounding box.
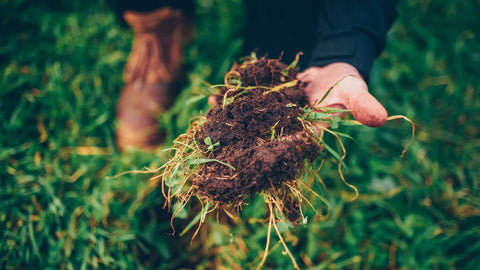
[345,91,388,127]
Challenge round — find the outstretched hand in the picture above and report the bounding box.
[297,63,387,127]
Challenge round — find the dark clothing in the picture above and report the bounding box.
[310,0,398,79]
[107,0,195,23]
[244,0,320,70]
[108,0,397,79]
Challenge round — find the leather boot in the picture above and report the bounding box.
[116,7,192,151]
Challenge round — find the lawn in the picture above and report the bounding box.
[1,0,479,269]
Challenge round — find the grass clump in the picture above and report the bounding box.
[154,54,385,268]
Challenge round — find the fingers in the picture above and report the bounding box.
[208,95,220,106]
[346,91,388,127]
[296,69,314,83]
[298,65,388,128]
[334,76,387,127]
[208,95,217,106]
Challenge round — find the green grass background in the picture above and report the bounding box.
[1,0,479,269]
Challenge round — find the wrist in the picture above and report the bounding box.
[310,29,378,81]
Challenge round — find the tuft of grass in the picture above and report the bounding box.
[154,55,411,268]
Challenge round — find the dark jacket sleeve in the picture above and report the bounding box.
[310,0,398,80]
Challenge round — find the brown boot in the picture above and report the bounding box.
[116,8,192,151]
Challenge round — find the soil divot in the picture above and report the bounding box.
[193,57,320,205]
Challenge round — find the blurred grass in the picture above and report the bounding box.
[1,0,479,269]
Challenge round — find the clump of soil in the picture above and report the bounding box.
[193,57,320,205]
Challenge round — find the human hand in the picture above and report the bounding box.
[297,63,387,127]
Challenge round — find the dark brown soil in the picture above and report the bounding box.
[194,58,319,204]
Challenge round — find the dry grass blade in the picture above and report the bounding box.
[386,115,415,157]
[256,210,273,270]
[267,201,300,270]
